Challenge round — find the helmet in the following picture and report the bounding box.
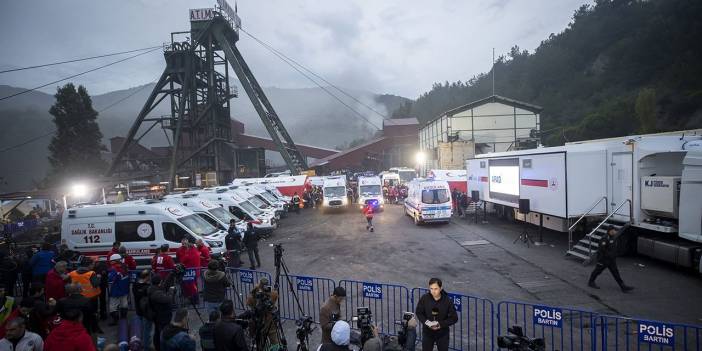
[109,254,122,261]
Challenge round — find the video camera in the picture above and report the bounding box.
[497,326,545,351]
[295,315,314,340]
[396,312,414,347]
[353,307,374,345]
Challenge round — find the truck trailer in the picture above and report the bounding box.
[466,130,702,272]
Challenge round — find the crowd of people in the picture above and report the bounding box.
[450,188,472,218]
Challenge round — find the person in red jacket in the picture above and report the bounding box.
[106,242,120,261]
[176,239,201,304]
[44,308,96,351]
[151,244,175,279]
[363,203,374,232]
[195,239,211,268]
[45,261,69,301]
[117,246,137,271]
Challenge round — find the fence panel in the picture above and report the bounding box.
[599,315,702,351]
[338,279,411,336]
[276,274,336,323]
[226,268,273,312]
[412,288,495,351]
[497,301,598,351]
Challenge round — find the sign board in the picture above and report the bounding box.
[638,320,674,346]
[296,276,314,292]
[447,293,462,313]
[69,222,114,244]
[182,268,197,282]
[240,270,254,284]
[190,8,214,22]
[532,305,562,328]
[362,282,383,299]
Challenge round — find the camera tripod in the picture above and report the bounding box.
[513,221,535,247]
[164,267,205,323]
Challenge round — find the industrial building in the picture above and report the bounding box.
[418,95,541,170]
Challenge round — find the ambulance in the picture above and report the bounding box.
[404,179,453,225]
[234,185,287,217]
[322,176,348,209]
[161,193,247,234]
[61,200,227,266]
[230,188,280,220]
[357,176,384,210]
[189,188,277,234]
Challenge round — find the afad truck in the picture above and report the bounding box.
[467,130,702,272]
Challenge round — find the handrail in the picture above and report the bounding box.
[567,196,607,250]
[586,199,633,256]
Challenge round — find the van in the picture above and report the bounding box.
[229,188,280,220]
[189,189,277,234]
[404,179,453,225]
[161,193,247,234]
[234,185,287,217]
[357,176,384,210]
[322,176,348,209]
[61,200,227,266]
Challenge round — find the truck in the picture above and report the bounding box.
[428,169,468,193]
[231,175,310,197]
[466,130,702,272]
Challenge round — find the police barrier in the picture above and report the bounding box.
[497,301,597,351]
[225,268,273,312]
[277,274,337,323]
[338,279,411,336]
[412,288,495,351]
[599,314,702,351]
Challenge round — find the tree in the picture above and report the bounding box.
[635,87,657,133]
[46,83,106,185]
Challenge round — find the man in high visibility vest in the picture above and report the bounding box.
[68,257,101,333]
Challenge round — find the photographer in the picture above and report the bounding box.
[361,316,418,351]
[246,278,280,348]
[319,286,346,344]
[203,260,231,313]
[414,278,457,351]
[214,300,249,351]
[317,321,352,351]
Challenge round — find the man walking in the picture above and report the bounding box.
[588,225,634,292]
[415,278,458,351]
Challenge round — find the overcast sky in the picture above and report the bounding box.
[0,0,589,99]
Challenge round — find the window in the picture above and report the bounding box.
[178,214,217,236]
[229,206,252,220]
[422,189,449,204]
[116,220,155,242]
[162,222,194,243]
[196,213,224,230]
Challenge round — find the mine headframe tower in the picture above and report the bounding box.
[106,4,308,189]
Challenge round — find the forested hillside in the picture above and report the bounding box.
[392,0,702,145]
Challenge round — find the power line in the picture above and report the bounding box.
[0,45,162,74]
[239,27,382,130]
[0,47,161,103]
[0,81,156,154]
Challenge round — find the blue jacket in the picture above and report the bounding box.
[108,267,130,297]
[29,250,55,276]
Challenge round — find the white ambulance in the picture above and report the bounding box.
[189,188,277,234]
[357,176,384,210]
[404,179,453,225]
[61,200,227,266]
[161,193,247,234]
[322,176,348,209]
[234,185,287,217]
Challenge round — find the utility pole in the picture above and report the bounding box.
[492,48,495,96]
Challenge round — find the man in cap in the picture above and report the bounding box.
[318,321,352,351]
[107,253,130,326]
[319,286,346,344]
[588,225,634,292]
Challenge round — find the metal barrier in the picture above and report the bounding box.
[338,279,411,335]
[412,288,495,351]
[276,274,337,323]
[497,301,598,351]
[599,315,702,351]
[225,268,272,312]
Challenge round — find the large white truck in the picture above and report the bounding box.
[466,130,702,272]
[357,176,384,210]
[321,176,348,209]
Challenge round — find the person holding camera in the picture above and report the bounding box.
[214,300,250,351]
[360,315,418,351]
[415,278,457,351]
[317,320,352,351]
[203,260,231,313]
[319,286,346,344]
[246,278,280,348]
[243,223,261,270]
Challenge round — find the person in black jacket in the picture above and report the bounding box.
[243,223,260,270]
[214,300,249,351]
[225,220,244,268]
[148,275,174,351]
[588,225,634,292]
[414,278,458,351]
[56,283,95,334]
[133,270,153,351]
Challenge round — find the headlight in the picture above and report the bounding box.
[206,240,223,248]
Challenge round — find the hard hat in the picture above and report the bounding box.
[109,254,123,261]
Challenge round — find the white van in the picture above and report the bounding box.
[357,176,384,210]
[381,172,400,187]
[190,189,277,234]
[404,179,453,225]
[161,193,247,234]
[322,176,348,209]
[235,185,287,217]
[61,201,226,266]
[230,188,279,220]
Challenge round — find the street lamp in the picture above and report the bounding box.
[415,151,426,177]
[71,183,88,198]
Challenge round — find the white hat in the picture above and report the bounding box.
[109,254,122,261]
[331,321,350,346]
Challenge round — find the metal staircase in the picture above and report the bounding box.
[566,198,632,264]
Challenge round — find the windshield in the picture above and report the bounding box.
[399,171,416,183]
[324,186,346,197]
[258,191,279,203]
[178,214,218,236]
[359,185,381,196]
[421,189,450,204]
[248,195,269,209]
[209,207,240,222]
[240,200,263,215]
[268,188,284,198]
